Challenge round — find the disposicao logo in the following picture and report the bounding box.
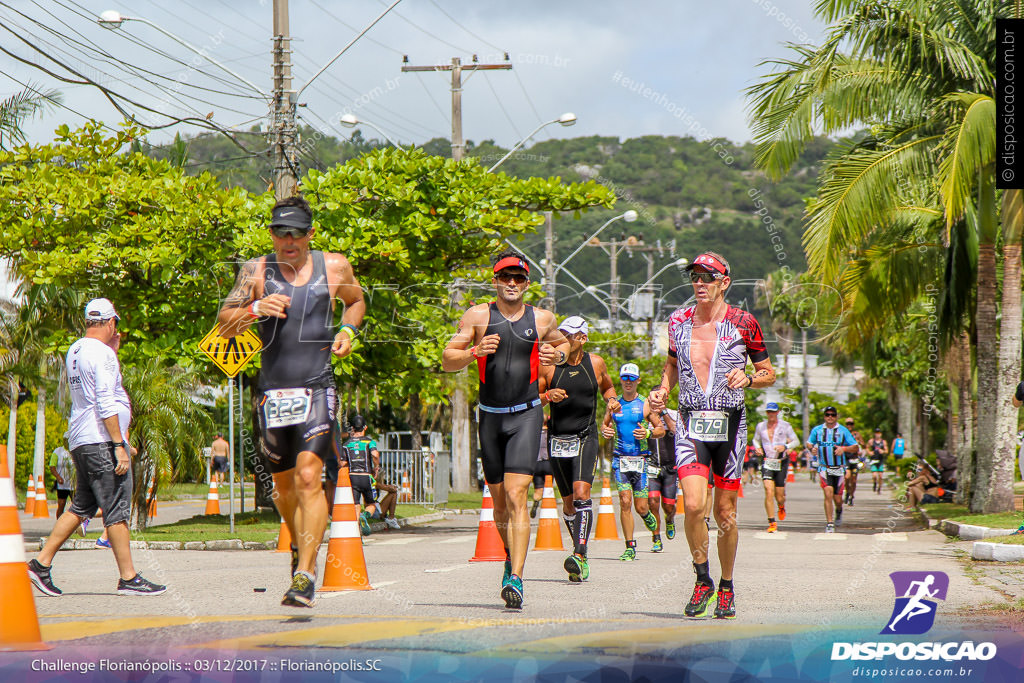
[882,571,948,635]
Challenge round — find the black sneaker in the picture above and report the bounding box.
[714,588,736,619]
[27,559,62,596]
[117,573,166,595]
[835,509,843,525]
[684,581,716,618]
[530,500,540,519]
[282,571,315,608]
[290,544,299,577]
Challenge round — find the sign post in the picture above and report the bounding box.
[198,325,262,532]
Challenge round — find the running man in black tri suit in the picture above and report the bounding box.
[218,195,365,608]
[648,406,679,552]
[338,414,380,536]
[538,315,619,583]
[443,249,569,609]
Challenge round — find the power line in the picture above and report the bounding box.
[426,0,504,53]
[372,0,472,54]
[483,71,523,139]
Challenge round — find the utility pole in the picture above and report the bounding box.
[402,55,512,492]
[801,328,810,446]
[544,211,555,313]
[272,0,297,199]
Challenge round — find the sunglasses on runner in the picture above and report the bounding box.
[689,271,723,284]
[271,226,311,239]
[824,412,837,417]
[495,271,529,284]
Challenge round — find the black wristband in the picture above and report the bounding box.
[745,374,754,388]
[1016,380,1024,402]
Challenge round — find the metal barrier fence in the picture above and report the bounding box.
[378,450,450,506]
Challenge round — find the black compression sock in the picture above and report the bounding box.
[768,518,776,524]
[694,561,712,586]
[719,578,733,591]
[573,498,593,556]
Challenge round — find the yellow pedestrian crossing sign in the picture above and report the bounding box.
[198,325,262,377]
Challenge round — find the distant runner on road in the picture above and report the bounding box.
[752,402,799,533]
[807,406,859,533]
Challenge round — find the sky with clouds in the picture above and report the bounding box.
[2,0,829,148]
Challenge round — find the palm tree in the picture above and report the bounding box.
[747,0,1009,512]
[0,85,60,150]
[122,356,211,530]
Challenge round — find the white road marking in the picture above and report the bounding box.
[424,565,473,573]
[316,580,397,598]
[371,537,424,546]
[813,533,848,540]
[753,532,789,540]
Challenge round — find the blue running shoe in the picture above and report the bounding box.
[501,574,523,609]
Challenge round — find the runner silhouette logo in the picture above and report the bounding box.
[881,571,948,635]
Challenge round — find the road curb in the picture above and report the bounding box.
[34,511,452,552]
[972,541,1024,562]
[937,519,1018,540]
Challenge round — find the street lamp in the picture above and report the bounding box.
[98,10,269,100]
[556,210,638,275]
[487,112,576,172]
[637,257,690,290]
[339,114,400,148]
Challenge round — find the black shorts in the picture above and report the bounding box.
[350,474,376,507]
[648,465,678,504]
[533,454,553,490]
[675,407,746,490]
[478,405,542,485]
[54,486,71,501]
[68,442,132,527]
[744,458,760,471]
[212,455,229,474]
[259,386,337,474]
[761,457,789,487]
[549,427,599,497]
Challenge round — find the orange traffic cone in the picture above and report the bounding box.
[275,516,292,553]
[533,475,564,551]
[204,481,220,515]
[0,451,49,651]
[24,475,35,515]
[470,485,506,562]
[147,479,157,518]
[738,481,745,498]
[0,445,6,473]
[321,467,372,591]
[786,470,795,483]
[399,470,412,502]
[33,477,48,519]
[594,477,619,540]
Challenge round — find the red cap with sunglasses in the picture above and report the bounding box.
[684,253,729,276]
[493,256,529,274]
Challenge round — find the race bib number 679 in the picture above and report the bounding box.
[688,410,728,442]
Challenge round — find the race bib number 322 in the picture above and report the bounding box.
[263,388,312,429]
[687,410,728,442]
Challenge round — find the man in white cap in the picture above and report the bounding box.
[753,402,800,533]
[28,298,165,597]
[538,315,619,582]
[601,362,665,561]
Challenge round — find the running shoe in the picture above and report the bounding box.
[777,506,786,521]
[1013,525,1024,536]
[618,546,637,561]
[704,517,712,532]
[385,517,401,530]
[642,512,658,532]
[666,522,676,540]
[848,497,855,507]
[290,544,299,577]
[825,522,835,533]
[564,553,589,583]
[766,522,778,533]
[117,573,166,596]
[282,571,316,608]
[96,537,111,548]
[503,556,512,585]
[684,581,716,618]
[652,538,663,552]
[714,587,736,619]
[358,511,372,536]
[530,499,540,519]
[77,518,89,537]
[835,509,843,525]
[501,574,523,609]
[27,559,62,596]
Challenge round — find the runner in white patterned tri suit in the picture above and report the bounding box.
[752,402,800,533]
[807,406,859,533]
[647,406,679,552]
[538,316,619,582]
[650,252,776,620]
[218,195,365,608]
[601,363,665,561]
[443,249,570,609]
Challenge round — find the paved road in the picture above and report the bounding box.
[13,473,1012,661]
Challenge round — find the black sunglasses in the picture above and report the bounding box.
[496,272,529,284]
[689,271,723,284]
[824,412,837,417]
[271,226,311,239]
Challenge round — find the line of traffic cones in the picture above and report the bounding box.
[33,476,47,519]
[470,485,505,562]
[25,475,35,515]
[533,475,564,551]
[321,466,371,591]
[0,445,49,651]
[204,481,220,515]
[399,470,412,502]
[594,476,619,540]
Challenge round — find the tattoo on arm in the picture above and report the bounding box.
[223,260,257,309]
